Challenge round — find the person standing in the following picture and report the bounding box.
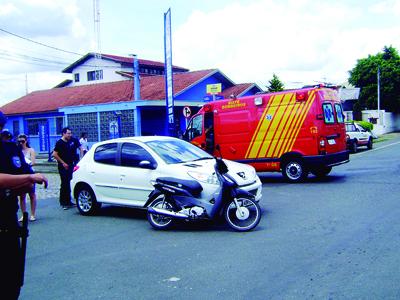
[0,110,48,299]
[17,134,38,222]
[52,127,79,210]
[79,132,89,157]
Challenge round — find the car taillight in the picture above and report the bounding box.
[73,165,80,172]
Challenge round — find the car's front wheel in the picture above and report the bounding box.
[76,185,101,216]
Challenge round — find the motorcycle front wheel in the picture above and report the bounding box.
[224,197,261,232]
[147,196,175,230]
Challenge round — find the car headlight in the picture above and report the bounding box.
[188,171,219,185]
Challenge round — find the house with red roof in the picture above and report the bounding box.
[0,53,262,153]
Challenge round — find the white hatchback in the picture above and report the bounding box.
[71,136,262,215]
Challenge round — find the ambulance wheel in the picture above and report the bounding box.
[311,166,332,178]
[282,159,308,183]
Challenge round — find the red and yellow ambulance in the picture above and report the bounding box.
[184,86,349,182]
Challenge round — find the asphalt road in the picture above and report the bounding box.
[19,136,400,300]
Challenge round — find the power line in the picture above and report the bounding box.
[0,28,83,56]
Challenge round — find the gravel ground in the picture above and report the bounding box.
[35,172,60,200]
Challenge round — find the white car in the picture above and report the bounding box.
[345,122,373,153]
[71,136,262,215]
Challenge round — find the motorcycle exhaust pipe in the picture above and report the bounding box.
[148,207,188,219]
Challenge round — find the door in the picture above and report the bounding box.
[321,102,346,153]
[91,143,120,202]
[118,142,158,206]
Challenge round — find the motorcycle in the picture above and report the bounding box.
[145,155,261,232]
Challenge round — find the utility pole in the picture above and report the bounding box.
[377,67,381,125]
[25,73,28,94]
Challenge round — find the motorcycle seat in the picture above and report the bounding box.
[156,177,203,198]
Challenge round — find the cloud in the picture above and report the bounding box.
[174,0,400,87]
[0,71,69,107]
[0,0,93,104]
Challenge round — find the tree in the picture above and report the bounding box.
[267,73,284,92]
[348,45,400,113]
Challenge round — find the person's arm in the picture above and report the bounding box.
[0,173,48,194]
[52,150,69,170]
[30,148,36,166]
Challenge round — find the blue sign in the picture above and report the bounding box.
[109,120,119,139]
[164,8,175,136]
[203,94,224,101]
[39,124,48,152]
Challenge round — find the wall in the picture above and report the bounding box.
[69,57,129,86]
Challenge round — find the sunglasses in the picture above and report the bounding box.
[18,140,26,143]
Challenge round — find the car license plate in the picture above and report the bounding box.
[328,139,336,145]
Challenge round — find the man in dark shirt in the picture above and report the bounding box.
[52,127,81,209]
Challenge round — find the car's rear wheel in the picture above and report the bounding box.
[76,185,101,215]
[367,138,373,149]
[350,140,358,153]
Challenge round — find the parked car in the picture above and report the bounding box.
[345,122,373,153]
[71,136,262,215]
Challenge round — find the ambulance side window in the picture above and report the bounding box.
[187,115,203,140]
[334,104,344,123]
[322,103,335,124]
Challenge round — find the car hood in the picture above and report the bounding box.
[177,158,258,186]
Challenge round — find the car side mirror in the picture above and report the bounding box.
[139,160,156,170]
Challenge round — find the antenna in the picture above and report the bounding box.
[93,0,101,68]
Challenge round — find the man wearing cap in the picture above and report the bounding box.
[0,111,48,299]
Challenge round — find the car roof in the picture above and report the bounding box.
[94,135,180,146]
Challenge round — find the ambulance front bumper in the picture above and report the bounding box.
[303,150,350,167]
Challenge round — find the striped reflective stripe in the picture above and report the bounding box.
[245,91,316,159]
[245,95,278,158]
[282,91,316,154]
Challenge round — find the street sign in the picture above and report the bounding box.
[183,106,191,118]
[203,94,224,101]
[207,83,222,95]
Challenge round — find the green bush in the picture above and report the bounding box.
[355,120,374,131]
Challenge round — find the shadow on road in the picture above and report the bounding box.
[258,173,347,184]
[90,203,267,233]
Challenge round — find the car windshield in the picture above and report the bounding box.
[145,139,213,164]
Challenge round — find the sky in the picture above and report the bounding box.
[0,0,399,107]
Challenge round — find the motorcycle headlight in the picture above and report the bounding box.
[188,171,219,185]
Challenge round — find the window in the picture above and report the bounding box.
[186,115,203,141]
[322,103,335,124]
[87,70,103,81]
[27,119,47,136]
[74,73,80,82]
[121,143,156,168]
[146,139,212,164]
[13,120,19,136]
[94,143,117,165]
[56,117,64,135]
[334,104,344,123]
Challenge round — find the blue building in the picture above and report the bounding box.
[1,53,262,153]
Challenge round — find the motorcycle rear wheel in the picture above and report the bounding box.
[147,196,175,230]
[224,197,261,232]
